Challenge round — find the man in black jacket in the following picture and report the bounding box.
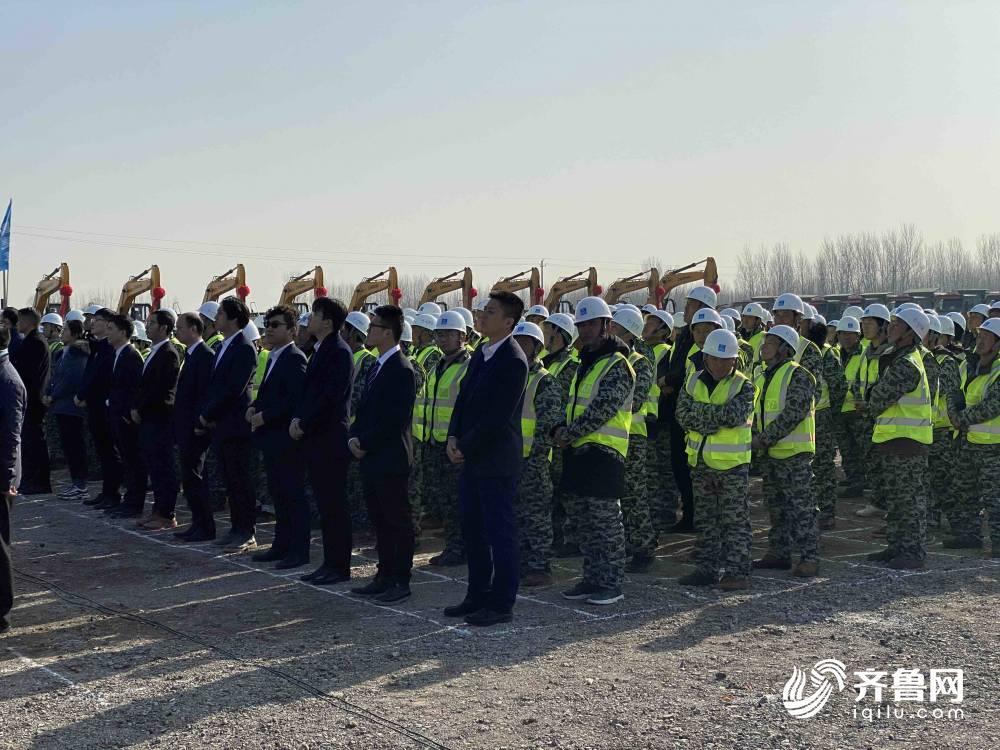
[291,297,354,585]
[133,310,181,530]
[200,298,258,553]
[104,314,147,518]
[443,292,529,626]
[11,308,50,494]
[349,305,417,603]
[173,313,217,541]
[247,305,309,569]
[0,326,26,633]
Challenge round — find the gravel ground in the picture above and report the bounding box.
[1,473,998,750]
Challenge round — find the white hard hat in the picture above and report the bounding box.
[242,320,260,343]
[198,301,220,322]
[761,309,773,325]
[418,302,442,317]
[937,315,955,337]
[641,304,659,314]
[513,321,545,346]
[544,312,577,341]
[719,307,741,322]
[767,325,799,351]
[721,315,735,332]
[690,308,723,329]
[774,293,804,314]
[862,303,891,322]
[969,303,990,317]
[801,303,816,321]
[403,313,415,324]
[649,310,674,330]
[991,300,1000,311]
[574,296,613,323]
[40,312,63,327]
[611,308,644,339]
[843,305,865,319]
[401,321,413,343]
[473,298,488,312]
[686,285,718,309]
[402,307,419,318]
[895,307,930,341]
[608,304,620,313]
[452,307,474,329]
[837,316,861,333]
[252,314,265,330]
[980,318,1000,340]
[84,304,102,315]
[703,329,740,360]
[298,312,312,327]
[815,314,827,327]
[828,319,839,328]
[673,312,686,329]
[435,310,466,332]
[946,311,966,331]
[65,310,85,323]
[413,313,438,331]
[927,315,941,335]
[132,322,150,343]
[345,311,370,336]
[897,302,922,312]
[742,302,766,319]
[526,304,550,319]
[923,308,936,317]
[619,303,641,313]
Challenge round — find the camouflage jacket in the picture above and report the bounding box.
[937,349,963,421]
[563,337,636,446]
[410,355,426,393]
[922,347,939,407]
[415,345,444,377]
[757,360,816,448]
[954,355,1000,431]
[868,344,921,417]
[822,345,847,413]
[676,371,755,435]
[351,351,377,415]
[629,342,654,417]
[544,346,580,395]
[526,361,565,469]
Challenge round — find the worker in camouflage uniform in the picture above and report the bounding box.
[676,329,755,590]
[929,315,962,531]
[511,322,565,586]
[862,307,933,569]
[751,324,819,578]
[834,317,866,497]
[854,303,894,517]
[945,317,1000,554]
[541,312,581,556]
[610,308,657,572]
[408,313,443,534]
[804,318,847,529]
[343,312,378,526]
[555,297,635,606]
[642,309,677,535]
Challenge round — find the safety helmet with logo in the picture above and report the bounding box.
[452,307,474,330]
[936,315,955,337]
[946,311,967,333]
[742,302,767,319]
[401,321,413,343]
[774,293,804,314]
[894,307,931,341]
[686,285,718,309]
[611,308,644,339]
[836,316,861,333]
[513,321,545,346]
[40,313,63,327]
[979,318,1000,341]
[435,311,466,332]
[345,311,370,337]
[198,301,220,322]
[969,303,990,317]
[413,313,438,331]
[766,324,799,351]
[525,304,549,320]
[843,305,865,319]
[862,303,891,323]
[649,309,673,330]
[574,296,613,324]
[703,329,740,360]
[691,308,723,329]
[417,302,443,317]
[65,310,85,323]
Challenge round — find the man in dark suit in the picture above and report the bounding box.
[76,308,123,509]
[104,314,147,518]
[290,297,354,585]
[200,297,258,553]
[0,326,26,633]
[11,307,51,494]
[444,291,529,626]
[132,310,181,530]
[349,305,417,603]
[247,305,309,569]
[173,313,217,542]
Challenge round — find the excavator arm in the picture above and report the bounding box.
[419,267,475,309]
[117,265,163,318]
[603,268,660,306]
[490,267,542,305]
[543,267,598,311]
[659,257,718,301]
[34,263,71,315]
[279,267,325,312]
[203,264,247,303]
[349,267,400,311]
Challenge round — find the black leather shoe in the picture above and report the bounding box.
[252,549,284,563]
[464,608,512,626]
[443,599,484,618]
[109,506,142,519]
[183,529,216,543]
[311,571,350,586]
[274,556,309,570]
[428,549,467,567]
[375,584,411,603]
[173,526,196,540]
[83,493,107,507]
[95,497,120,511]
[352,578,391,596]
[300,566,330,582]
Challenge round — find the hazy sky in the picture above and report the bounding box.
[4,1,999,310]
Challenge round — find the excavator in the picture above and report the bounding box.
[350,267,401,312]
[117,265,164,321]
[602,268,661,307]
[490,267,544,306]
[278,266,325,317]
[658,256,719,310]
[33,262,72,316]
[203,264,250,304]
[543,267,599,313]
[419,267,475,310]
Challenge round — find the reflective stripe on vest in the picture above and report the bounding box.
[646,343,669,421]
[753,360,816,459]
[548,350,579,378]
[932,351,955,429]
[965,359,1000,445]
[419,359,470,443]
[566,352,635,458]
[521,368,552,460]
[414,344,441,368]
[626,350,653,438]
[841,351,864,413]
[872,349,933,445]
[859,348,881,400]
[685,343,701,379]
[749,330,765,364]
[684,370,752,470]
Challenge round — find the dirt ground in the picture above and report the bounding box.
[1,471,998,750]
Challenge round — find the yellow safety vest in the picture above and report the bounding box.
[932,351,955,429]
[48,340,64,355]
[548,349,579,379]
[748,330,765,363]
[841,350,863,413]
[566,352,635,458]
[414,358,470,443]
[872,349,933,445]
[251,348,269,401]
[685,343,701,378]
[646,342,670,422]
[205,333,224,350]
[754,360,816,459]
[414,344,441,369]
[964,358,1000,445]
[626,350,653,438]
[684,370,753,470]
[521,368,552,460]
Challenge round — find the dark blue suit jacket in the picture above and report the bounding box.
[108,345,143,424]
[349,349,416,477]
[0,353,25,490]
[200,333,257,442]
[134,342,180,423]
[253,344,307,451]
[174,342,214,443]
[448,336,528,478]
[294,333,353,460]
[78,337,113,410]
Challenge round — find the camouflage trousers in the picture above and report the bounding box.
[562,492,626,588]
[814,410,838,522]
[761,453,819,563]
[408,441,424,539]
[872,451,927,561]
[422,442,464,555]
[44,413,64,470]
[928,429,956,528]
[948,441,1000,546]
[622,434,656,558]
[851,416,876,498]
[516,458,554,572]
[836,412,865,489]
[551,448,578,547]
[648,425,678,533]
[691,465,752,578]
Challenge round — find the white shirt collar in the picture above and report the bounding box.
[377,344,400,366]
[148,339,169,356]
[268,342,293,363]
[113,342,129,358]
[186,339,203,355]
[482,333,512,361]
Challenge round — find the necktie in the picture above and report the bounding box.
[365,361,380,392]
[264,355,274,382]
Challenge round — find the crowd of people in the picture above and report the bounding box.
[1,285,999,632]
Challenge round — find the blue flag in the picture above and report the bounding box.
[0,200,10,272]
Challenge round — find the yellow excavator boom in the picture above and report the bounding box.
[603,268,660,306]
[350,267,400,311]
[34,263,71,315]
[490,267,542,306]
[117,265,162,318]
[543,267,598,311]
[659,257,718,301]
[278,266,325,308]
[203,264,247,303]
[419,267,475,309]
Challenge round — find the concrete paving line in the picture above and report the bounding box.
[481,605,680,638]
[4,647,112,707]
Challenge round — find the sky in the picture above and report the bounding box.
[3,1,999,310]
